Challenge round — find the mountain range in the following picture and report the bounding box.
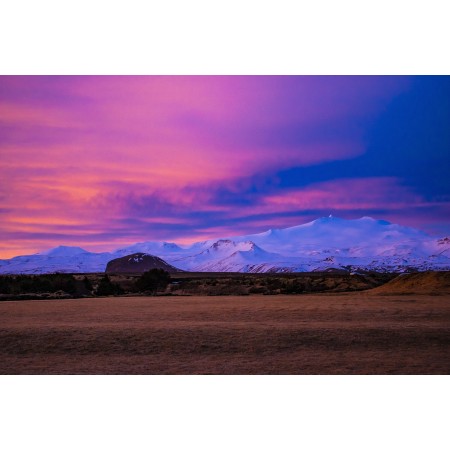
[1,216,449,274]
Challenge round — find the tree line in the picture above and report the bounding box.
[0,269,171,298]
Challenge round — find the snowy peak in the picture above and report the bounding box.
[39,246,89,257]
[287,216,408,233]
[210,239,235,250]
[199,240,263,258]
[210,240,259,252]
[241,215,430,254]
[309,215,348,225]
[357,216,391,225]
[115,240,183,257]
[161,242,183,251]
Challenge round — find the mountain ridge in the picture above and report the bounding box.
[1,216,449,274]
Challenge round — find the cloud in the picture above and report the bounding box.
[255,178,421,214]
[2,75,434,257]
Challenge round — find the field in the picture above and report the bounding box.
[1,292,449,374]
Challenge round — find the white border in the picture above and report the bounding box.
[1,1,449,74]
[1,1,448,449]
[0,376,448,450]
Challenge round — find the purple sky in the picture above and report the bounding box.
[1,76,449,258]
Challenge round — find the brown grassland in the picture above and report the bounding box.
[1,291,449,374]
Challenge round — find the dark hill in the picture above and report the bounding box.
[105,253,183,274]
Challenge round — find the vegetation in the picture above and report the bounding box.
[0,274,77,296]
[95,275,123,296]
[83,276,93,291]
[134,269,170,294]
[166,273,393,296]
[0,270,397,301]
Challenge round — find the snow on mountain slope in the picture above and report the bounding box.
[0,217,449,274]
[194,253,311,274]
[231,216,430,256]
[114,241,184,258]
[181,240,285,272]
[38,245,90,257]
[0,247,112,274]
[168,240,268,271]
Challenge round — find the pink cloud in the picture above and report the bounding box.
[0,76,417,257]
[249,178,423,216]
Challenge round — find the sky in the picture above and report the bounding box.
[0,76,449,258]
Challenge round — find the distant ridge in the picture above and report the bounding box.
[1,216,449,274]
[105,253,183,274]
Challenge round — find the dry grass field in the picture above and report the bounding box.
[1,292,449,374]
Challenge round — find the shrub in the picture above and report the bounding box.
[0,274,77,295]
[135,269,170,295]
[83,276,93,292]
[96,275,123,296]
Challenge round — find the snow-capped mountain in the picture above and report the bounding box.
[113,241,184,258]
[176,240,283,272]
[1,216,449,274]
[0,246,113,274]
